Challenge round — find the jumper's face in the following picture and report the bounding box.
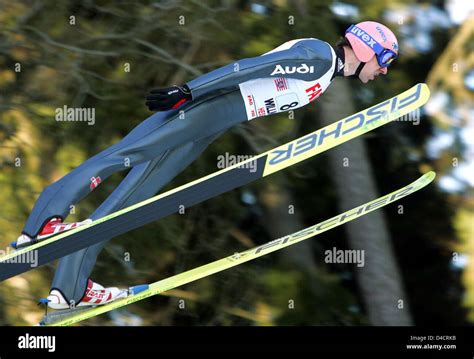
[358,56,388,83]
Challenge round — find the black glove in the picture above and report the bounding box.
[145,84,192,111]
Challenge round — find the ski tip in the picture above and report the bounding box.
[419,82,430,100]
[421,170,436,184]
[414,82,429,92]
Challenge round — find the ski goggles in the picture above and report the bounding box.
[346,24,398,68]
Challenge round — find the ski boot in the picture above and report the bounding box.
[39,279,129,325]
[13,217,92,249]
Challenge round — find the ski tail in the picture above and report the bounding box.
[45,171,436,326]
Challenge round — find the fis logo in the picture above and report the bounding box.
[268,84,423,166]
[271,64,315,76]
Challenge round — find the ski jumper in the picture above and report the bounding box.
[22,38,343,303]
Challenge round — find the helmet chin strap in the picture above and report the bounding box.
[350,61,366,79]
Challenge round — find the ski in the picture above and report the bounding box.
[0,83,430,282]
[42,171,436,326]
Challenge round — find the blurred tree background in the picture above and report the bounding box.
[0,0,472,326]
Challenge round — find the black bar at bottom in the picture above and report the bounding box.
[0,326,472,354]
